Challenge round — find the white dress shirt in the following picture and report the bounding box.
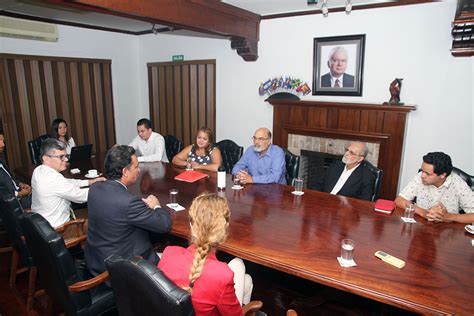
[31,164,89,228]
[330,163,360,195]
[330,75,344,88]
[129,132,169,163]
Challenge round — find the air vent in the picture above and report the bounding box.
[0,16,58,42]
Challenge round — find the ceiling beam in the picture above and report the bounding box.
[46,0,261,61]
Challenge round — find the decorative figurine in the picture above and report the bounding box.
[384,78,404,105]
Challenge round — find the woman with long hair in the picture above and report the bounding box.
[50,118,75,154]
[158,193,253,315]
[172,127,222,172]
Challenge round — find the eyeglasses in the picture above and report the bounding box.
[252,136,270,142]
[345,148,363,157]
[47,154,70,161]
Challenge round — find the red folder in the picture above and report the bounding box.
[374,199,395,214]
[174,170,209,183]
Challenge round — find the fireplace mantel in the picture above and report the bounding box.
[268,99,416,199]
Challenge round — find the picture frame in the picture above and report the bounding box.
[312,34,366,96]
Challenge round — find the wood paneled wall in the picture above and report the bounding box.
[147,60,216,147]
[0,54,116,171]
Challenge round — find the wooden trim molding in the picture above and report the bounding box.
[268,99,416,199]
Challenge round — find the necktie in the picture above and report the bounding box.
[334,79,341,88]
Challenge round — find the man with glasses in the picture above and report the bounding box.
[0,131,32,208]
[314,141,375,200]
[321,46,355,88]
[232,127,286,184]
[31,138,105,228]
[395,152,474,223]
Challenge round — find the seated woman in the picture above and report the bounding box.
[158,193,253,316]
[172,127,222,172]
[50,118,75,154]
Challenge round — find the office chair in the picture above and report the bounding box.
[452,166,474,190]
[164,135,184,161]
[364,160,383,202]
[28,134,48,165]
[284,149,300,186]
[216,139,244,173]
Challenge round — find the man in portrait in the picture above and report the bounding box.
[321,46,355,88]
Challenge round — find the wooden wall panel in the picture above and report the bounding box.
[147,60,216,147]
[0,54,116,171]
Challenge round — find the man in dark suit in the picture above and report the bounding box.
[314,142,375,201]
[85,145,172,277]
[0,132,32,208]
[320,46,355,88]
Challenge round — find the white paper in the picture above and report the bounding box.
[291,191,304,196]
[401,217,416,223]
[337,257,357,267]
[70,168,80,174]
[166,203,185,211]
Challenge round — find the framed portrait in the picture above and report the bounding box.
[312,34,366,96]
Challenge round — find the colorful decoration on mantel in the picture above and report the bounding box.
[258,76,311,97]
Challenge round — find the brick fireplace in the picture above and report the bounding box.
[268,99,416,199]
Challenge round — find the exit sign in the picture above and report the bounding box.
[172,55,184,61]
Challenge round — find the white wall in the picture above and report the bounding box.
[138,0,473,190]
[0,25,140,143]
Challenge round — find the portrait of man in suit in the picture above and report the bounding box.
[320,46,355,88]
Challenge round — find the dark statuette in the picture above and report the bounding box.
[384,78,404,105]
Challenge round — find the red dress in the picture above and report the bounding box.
[158,245,243,316]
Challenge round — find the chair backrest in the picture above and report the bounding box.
[284,149,300,186]
[216,139,244,173]
[0,185,33,267]
[20,212,91,315]
[105,255,194,316]
[164,135,184,162]
[28,134,49,165]
[452,166,474,191]
[363,160,383,202]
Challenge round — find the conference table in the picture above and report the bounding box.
[17,156,473,315]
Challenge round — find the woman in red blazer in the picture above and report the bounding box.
[158,193,252,316]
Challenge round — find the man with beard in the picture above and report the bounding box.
[314,142,375,201]
[232,127,286,184]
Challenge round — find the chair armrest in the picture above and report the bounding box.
[64,235,87,248]
[24,208,32,212]
[55,219,85,234]
[243,300,263,316]
[68,271,109,293]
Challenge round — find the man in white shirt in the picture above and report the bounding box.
[31,138,105,228]
[129,118,168,163]
[395,152,474,223]
[313,142,375,201]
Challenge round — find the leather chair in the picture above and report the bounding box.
[105,255,194,316]
[20,212,115,316]
[0,185,38,311]
[164,135,183,162]
[363,160,383,202]
[216,139,244,173]
[28,134,49,165]
[105,255,263,316]
[452,166,474,190]
[284,149,300,186]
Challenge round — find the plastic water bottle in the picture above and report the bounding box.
[217,166,226,191]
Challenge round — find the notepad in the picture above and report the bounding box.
[174,170,209,183]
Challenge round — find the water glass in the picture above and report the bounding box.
[404,203,415,220]
[294,178,303,193]
[169,189,178,208]
[233,174,241,187]
[341,239,355,261]
[185,158,193,171]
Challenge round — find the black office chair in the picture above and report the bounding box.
[28,134,49,165]
[452,166,474,191]
[284,149,300,186]
[105,255,194,316]
[364,160,383,202]
[164,135,183,162]
[20,212,115,316]
[0,185,38,311]
[216,139,244,173]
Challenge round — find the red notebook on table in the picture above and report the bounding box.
[374,199,395,214]
[174,170,209,183]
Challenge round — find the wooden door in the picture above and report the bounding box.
[147,60,216,146]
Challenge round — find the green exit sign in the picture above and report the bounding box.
[172,55,184,62]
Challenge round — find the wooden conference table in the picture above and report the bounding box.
[17,156,473,315]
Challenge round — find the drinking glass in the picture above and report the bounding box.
[185,157,193,171]
[404,203,415,220]
[341,239,355,261]
[233,174,241,187]
[294,178,303,193]
[169,189,178,208]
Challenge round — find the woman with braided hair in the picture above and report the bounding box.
[158,193,253,315]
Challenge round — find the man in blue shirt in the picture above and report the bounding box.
[232,128,286,184]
